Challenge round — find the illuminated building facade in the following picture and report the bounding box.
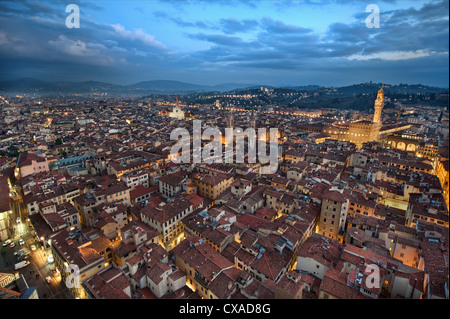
[323,88,385,149]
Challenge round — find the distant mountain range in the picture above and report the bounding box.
[0,78,447,96]
[0,78,261,94]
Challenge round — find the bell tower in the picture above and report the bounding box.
[372,87,384,124]
[250,110,256,129]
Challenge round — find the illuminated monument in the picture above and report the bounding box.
[169,95,185,120]
[323,88,385,149]
[372,87,384,124]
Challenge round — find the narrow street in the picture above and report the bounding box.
[1,184,74,299]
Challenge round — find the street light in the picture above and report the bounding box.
[40,236,48,250]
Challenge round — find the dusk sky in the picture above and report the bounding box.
[0,0,448,87]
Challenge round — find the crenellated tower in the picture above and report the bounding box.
[372,87,384,124]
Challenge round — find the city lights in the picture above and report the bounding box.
[0,0,447,306]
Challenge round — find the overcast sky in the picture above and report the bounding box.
[0,0,448,87]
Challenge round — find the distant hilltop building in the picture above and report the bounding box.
[322,88,386,149]
[261,86,274,92]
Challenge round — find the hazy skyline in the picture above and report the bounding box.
[0,0,448,88]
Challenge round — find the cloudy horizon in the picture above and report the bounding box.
[0,0,448,88]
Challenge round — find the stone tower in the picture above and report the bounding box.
[372,87,384,124]
[250,110,256,129]
[226,115,234,128]
[249,110,256,150]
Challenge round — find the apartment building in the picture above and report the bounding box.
[38,201,80,232]
[24,183,80,216]
[140,197,194,250]
[192,172,234,200]
[318,188,350,243]
[171,236,234,299]
[16,151,49,178]
[121,170,149,190]
[0,173,11,241]
[72,181,130,227]
[83,264,133,299]
[158,171,188,198]
[49,229,110,299]
[406,193,449,228]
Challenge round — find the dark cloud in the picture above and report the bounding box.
[0,0,447,87]
[219,18,259,34]
[171,17,211,29]
[158,16,258,34]
[260,17,313,34]
[157,0,258,9]
[324,0,448,62]
[187,33,247,47]
[0,0,57,16]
